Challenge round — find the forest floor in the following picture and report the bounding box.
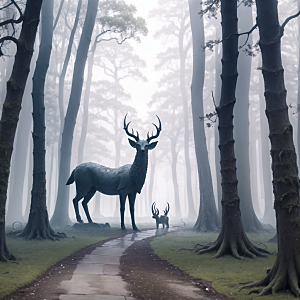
[1,226,293,300]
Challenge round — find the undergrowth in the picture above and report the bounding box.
[151,230,294,299]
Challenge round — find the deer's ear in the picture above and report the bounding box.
[147,141,158,150]
[128,138,138,148]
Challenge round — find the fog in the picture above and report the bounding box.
[1,0,299,229]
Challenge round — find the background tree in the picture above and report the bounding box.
[150,0,196,220]
[0,0,43,261]
[189,0,220,232]
[51,0,100,227]
[77,0,148,165]
[234,3,265,232]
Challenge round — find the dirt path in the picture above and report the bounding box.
[3,228,232,300]
[120,236,232,300]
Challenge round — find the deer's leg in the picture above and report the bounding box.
[73,195,84,223]
[120,194,126,230]
[82,188,96,223]
[128,193,139,231]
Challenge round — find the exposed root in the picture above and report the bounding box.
[239,253,300,297]
[195,229,268,259]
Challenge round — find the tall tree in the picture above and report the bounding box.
[0,0,43,261]
[16,0,64,240]
[196,0,266,259]
[5,48,36,225]
[234,3,265,232]
[189,0,220,232]
[241,2,300,296]
[57,0,82,162]
[51,0,100,227]
[150,0,196,220]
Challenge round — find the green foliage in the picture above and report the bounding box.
[97,0,148,43]
[151,231,295,299]
[0,228,123,298]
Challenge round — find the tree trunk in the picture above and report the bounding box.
[170,137,181,218]
[234,4,264,233]
[16,0,64,240]
[148,152,156,209]
[24,138,33,219]
[47,143,55,215]
[77,41,95,165]
[0,0,43,262]
[196,0,266,259]
[58,0,82,163]
[259,58,275,225]
[51,0,99,227]
[214,26,222,218]
[178,35,195,220]
[241,0,300,296]
[5,47,37,225]
[189,0,220,232]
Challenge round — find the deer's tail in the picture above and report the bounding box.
[66,169,75,185]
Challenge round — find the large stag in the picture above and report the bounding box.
[152,202,170,229]
[66,114,161,231]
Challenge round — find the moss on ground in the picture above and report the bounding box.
[151,230,294,299]
[0,227,123,299]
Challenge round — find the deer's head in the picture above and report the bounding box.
[124,114,161,153]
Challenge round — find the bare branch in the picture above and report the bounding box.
[0,0,23,27]
[281,10,300,30]
[53,0,65,30]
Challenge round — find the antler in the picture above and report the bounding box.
[152,202,159,217]
[124,113,139,141]
[164,202,170,216]
[147,115,162,143]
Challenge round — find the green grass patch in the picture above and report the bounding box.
[151,230,294,299]
[0,227,123,299]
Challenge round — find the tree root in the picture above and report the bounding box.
[8,224,66,241]
[195,229,269,260]
[239,253,300,297]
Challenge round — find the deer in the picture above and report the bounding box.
[152,202,170,229]
[66,114,161,231]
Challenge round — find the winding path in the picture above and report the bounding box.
[4,228,231,300]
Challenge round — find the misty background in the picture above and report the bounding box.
[1,0,298,227]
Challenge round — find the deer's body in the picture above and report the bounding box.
[67,115,161,231]
[152,202,170,229]
[154,215,169,229]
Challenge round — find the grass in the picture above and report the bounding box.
[0,227,124,299]
[151,230,295,300]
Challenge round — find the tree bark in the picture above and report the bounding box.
[189,0,220,232]
[0,0,43,262]
[15,0,64,240]
[51,0,99,227]
[234,4,264,233]
[241,0,300,296]
[214,31,222,219]
[259,58,275,225]
[77,39,95,165]
[170,137,181,218]
[58,0,82,163]
[196,0,266,259]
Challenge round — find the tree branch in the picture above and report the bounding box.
[281,10,300,30]
[53,0,65,30]
[0,0,23,27]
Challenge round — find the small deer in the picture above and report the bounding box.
[152,202,170,229]
[66,114,161,231]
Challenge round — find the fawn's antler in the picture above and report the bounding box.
[152,202,159,218]
[164,202,170,216]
